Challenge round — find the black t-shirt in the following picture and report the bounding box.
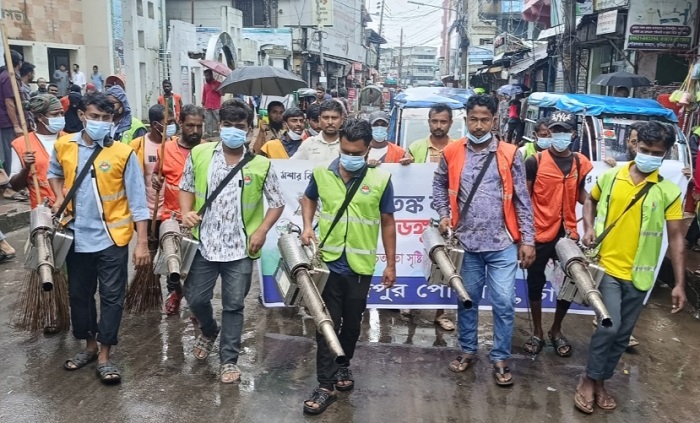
[525,152,585,189]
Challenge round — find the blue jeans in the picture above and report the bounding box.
[457,244,518,363]
[586,273,646,380]
[185,251,253,365]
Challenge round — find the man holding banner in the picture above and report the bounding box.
[574,121,686,414]
[300,119,396,415]
[432,94,535,386]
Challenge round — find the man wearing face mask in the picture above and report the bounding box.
[179,99,285,384]
[366,110,409,166]
[519,118,551,161]
[433,95,535,386]
[575,121,686,414]
[303,103,322,140]
[106,85,147,144]
[129,104,176,229]
[48,92,150,383]
[260,107,305,159]
[152,104,205,315]
[10,94,67,208]
[300,119,396,415]
[523,110,593,357]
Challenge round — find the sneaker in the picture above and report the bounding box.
[164,291,182,316]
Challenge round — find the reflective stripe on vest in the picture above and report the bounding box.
[594,167,679,291]
[190,142,270,259]
[54,134,135,246]
[314,165,390,275]
[442,138,521,242]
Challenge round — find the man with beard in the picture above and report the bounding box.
[408,103,455,164]
[292,100,344,162]
[152,104,205,315]
[106,85,147,143]
[31,77,48,97]
[252,100,285,153]
[260,107,305,159]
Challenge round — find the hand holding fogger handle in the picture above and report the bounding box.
[422,223,473,309]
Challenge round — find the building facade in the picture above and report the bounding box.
[401,46,438,87]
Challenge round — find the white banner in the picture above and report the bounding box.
[259,160,688,314]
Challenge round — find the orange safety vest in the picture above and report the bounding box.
[532,151,592,243]
[158,94,182,121]
[381,143,406,163]
[442,138,521,242]
[160,139,190,220]
[11,132,67,209]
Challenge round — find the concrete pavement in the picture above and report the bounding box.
[0,227,699,423]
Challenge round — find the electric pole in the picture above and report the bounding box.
[375,0,385,71]
[398,28,404,86]
[562,0,577,93]
[316,0,325,85]
[460,0,468,88]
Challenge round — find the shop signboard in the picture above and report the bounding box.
[625,0,697,50]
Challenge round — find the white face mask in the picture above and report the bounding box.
[287,130,302,141]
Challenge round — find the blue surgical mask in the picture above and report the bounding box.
[84,119,112,144]
[372,126,388,142]
[340,153,366,172]
[220,126,247,149]
[536,137,552,150]
[46,116,65,134]
[166,123,177,137]
[551,132,572,152]
[466,132,492,145]
[634,152,663,173]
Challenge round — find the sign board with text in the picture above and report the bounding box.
[625,0,697,50]
[596,10,618,35]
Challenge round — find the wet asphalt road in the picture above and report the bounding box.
[0,227,699,423]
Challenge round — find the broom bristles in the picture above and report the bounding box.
[124,248,163,314]
[14,269,70,333]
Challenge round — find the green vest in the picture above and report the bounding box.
[594,167,680,291]
[408,138,430,163]
[315,166,391,275]
[521,142,537,160]
[190,142,271,259]
[120,117,147,144]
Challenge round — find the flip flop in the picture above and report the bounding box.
[595,393,617,410]
[574,390,594,414]
[493,365,514,386]
[448,354,475,372]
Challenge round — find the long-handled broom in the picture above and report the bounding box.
[124,106,170,313]
[1,22,70,333]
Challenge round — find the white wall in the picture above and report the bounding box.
[165,0,229,27]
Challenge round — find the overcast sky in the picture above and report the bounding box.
[366,0,446,48]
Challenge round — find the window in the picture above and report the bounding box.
[147,1,154,19]
[136,0,143,16]
[234,0,267,27]
[480,38,493,45]
[138,30,145,48]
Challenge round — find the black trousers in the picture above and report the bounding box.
[66,244,128,345]
[316,271,372,388]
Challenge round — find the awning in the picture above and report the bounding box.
[508,44,549,74]
[488,66,503,74]
[522,0,551,27]
[365,28,387,45]
[537,17,583,40]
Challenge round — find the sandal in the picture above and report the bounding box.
[595,393,617,410]
[3,190,28,202]
[549,331,572,357]
[523,335,545,355]
[303,387,337,415]
[63,350,98,371]
[448,354,475,373]
[220,363,241,384]
[493,364,514,386]
[193,333,217,360]
[335,367,354,392]
[434,315,455,331]
[96,361,122,384]
[574,389,594,414]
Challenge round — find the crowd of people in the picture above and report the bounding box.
[0,49,690,416]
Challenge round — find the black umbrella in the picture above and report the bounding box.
[218,66,307,96]
[591,71,652,87]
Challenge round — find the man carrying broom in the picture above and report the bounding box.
[179,99,284,384]
[152,104,206,315]
[125,104,177,314]
[48,92,150,383]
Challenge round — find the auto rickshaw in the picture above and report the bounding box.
[357,85,384,119]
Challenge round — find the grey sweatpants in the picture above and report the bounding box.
[585,273,647,380]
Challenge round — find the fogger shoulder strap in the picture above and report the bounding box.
[54,144,103,218]
[595,180,656,246]
[319,165,369,249]
[197,152,255,218]
[459,151,495,219]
